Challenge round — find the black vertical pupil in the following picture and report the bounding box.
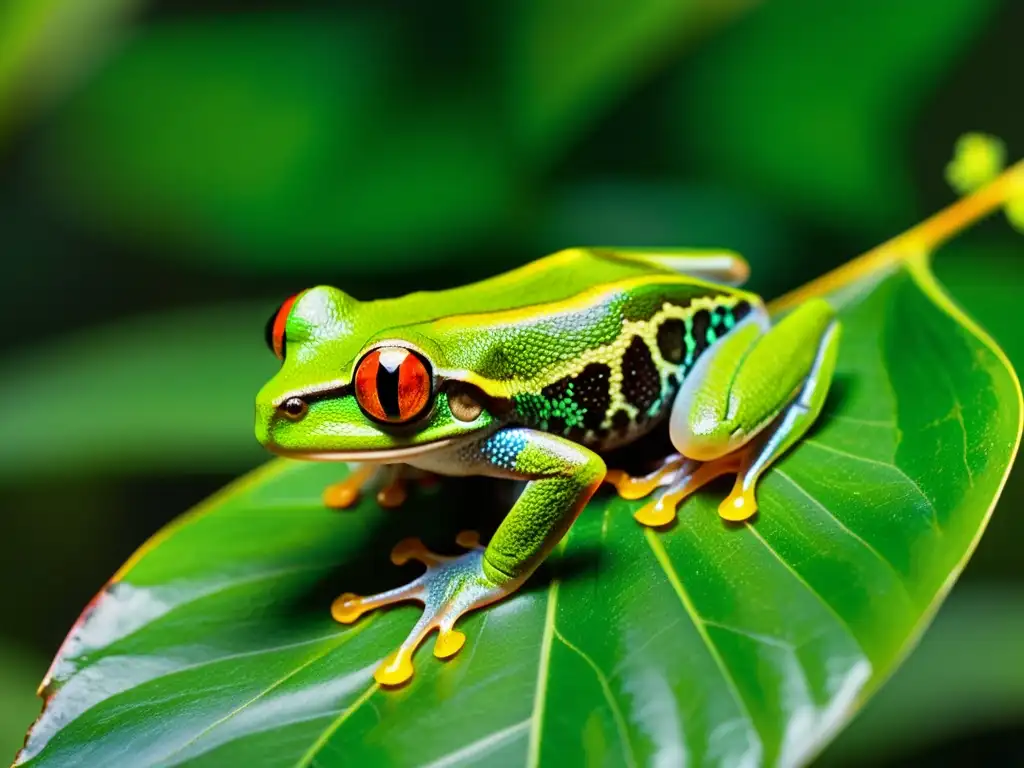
[264,303,286,359]
[376,358,402,419]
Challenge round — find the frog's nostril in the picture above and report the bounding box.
[278,397,309,421]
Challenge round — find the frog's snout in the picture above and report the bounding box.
[254,396,309,450]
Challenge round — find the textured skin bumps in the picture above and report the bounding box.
[477,428,606,581]
[256,247,760,457]
[510,295,755,451]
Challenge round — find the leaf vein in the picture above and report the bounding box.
[526,579,559,768]
[642,530,762,745]
[775,468,915,603]
[293,681,379,768]
[801,438,943,534]
[419,719,531,768]
[553,627,636,768]
[701,620,795,651]
[743,525,867,660]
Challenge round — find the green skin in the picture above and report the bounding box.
[254,247,840,685]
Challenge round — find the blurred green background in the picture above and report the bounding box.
[2,1,1023,765]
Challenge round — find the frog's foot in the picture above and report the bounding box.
[374,465,409,508]
[715,449,761,523]
[330,531,517,687]
[608,448,765,526]
[605,453,692,500]
[323,464,378,509]
[631,454,743,527]
[323,465,435,510]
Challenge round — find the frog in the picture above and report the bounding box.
[254,247,840,687]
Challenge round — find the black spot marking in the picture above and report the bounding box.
[548,415,567,434]
[541,376,570,401]
[733,300,752,324]
[612,410,631,434]
[566,425,588,443]
[540,363,611,434]
[690,309,712,362]
[621,336,660,412]
[575,363,611,430]
[657,318,685,364]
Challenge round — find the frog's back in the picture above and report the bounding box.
[378,247,748,321]
[381,248,761,453]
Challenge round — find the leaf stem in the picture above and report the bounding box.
[773,160,1024,312]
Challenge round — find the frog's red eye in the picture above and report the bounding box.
[264,294,300,360]
[354,347,433,423]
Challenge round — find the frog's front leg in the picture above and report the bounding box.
[331,428,605,687]
[617,299,840,526]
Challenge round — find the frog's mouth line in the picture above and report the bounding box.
[266,439,457,463]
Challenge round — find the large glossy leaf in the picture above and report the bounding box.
[16,240,1020,767]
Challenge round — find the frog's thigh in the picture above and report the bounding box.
[670,299,836,462]
[605,248,750,286]
[720,315,840,520]
[473,428,606,582]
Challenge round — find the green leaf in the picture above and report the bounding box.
[0,303,274,481]
[670,0,999,231]
[0,0,141,142]
[507,0,753,159]
[17,249,1020,766]
[35,13,514,271]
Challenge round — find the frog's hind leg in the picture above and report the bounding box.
[605,453,729,526]
[665,298,840,523]
[609,301,839,527]
[717,314,841,521]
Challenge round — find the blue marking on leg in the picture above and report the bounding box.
[481,430,529,471]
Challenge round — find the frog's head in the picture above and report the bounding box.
[254,286,496,461]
